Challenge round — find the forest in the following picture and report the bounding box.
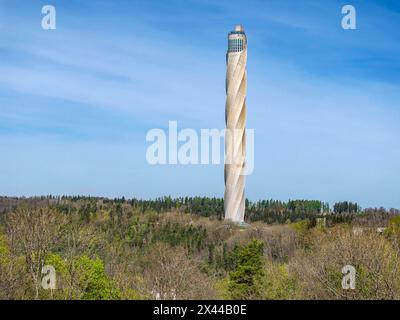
[1,195,400,300]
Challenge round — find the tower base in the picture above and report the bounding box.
[235,221,250,229]
[225,219,250,229]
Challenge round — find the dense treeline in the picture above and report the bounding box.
[1,196,399,226]
[333,201,360,213]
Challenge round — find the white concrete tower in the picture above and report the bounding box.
[224,24,247,223]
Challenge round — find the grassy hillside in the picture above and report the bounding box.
[1,196,400,300]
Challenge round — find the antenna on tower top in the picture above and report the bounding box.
[235,24,244,32]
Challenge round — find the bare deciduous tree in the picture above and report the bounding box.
[141,242,217,300]
[290,226,400,299]
[6,207,66,299]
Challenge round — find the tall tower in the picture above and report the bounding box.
[224,25,247,223]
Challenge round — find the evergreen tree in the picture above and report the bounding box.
[228,240,264,299]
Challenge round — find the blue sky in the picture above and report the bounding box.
[0,0,399,208]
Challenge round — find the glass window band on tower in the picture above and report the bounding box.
[227,30,246,53]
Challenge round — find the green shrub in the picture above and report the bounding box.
[261,262,298,299]
[45,254,120,300]
[289,219,311,235]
